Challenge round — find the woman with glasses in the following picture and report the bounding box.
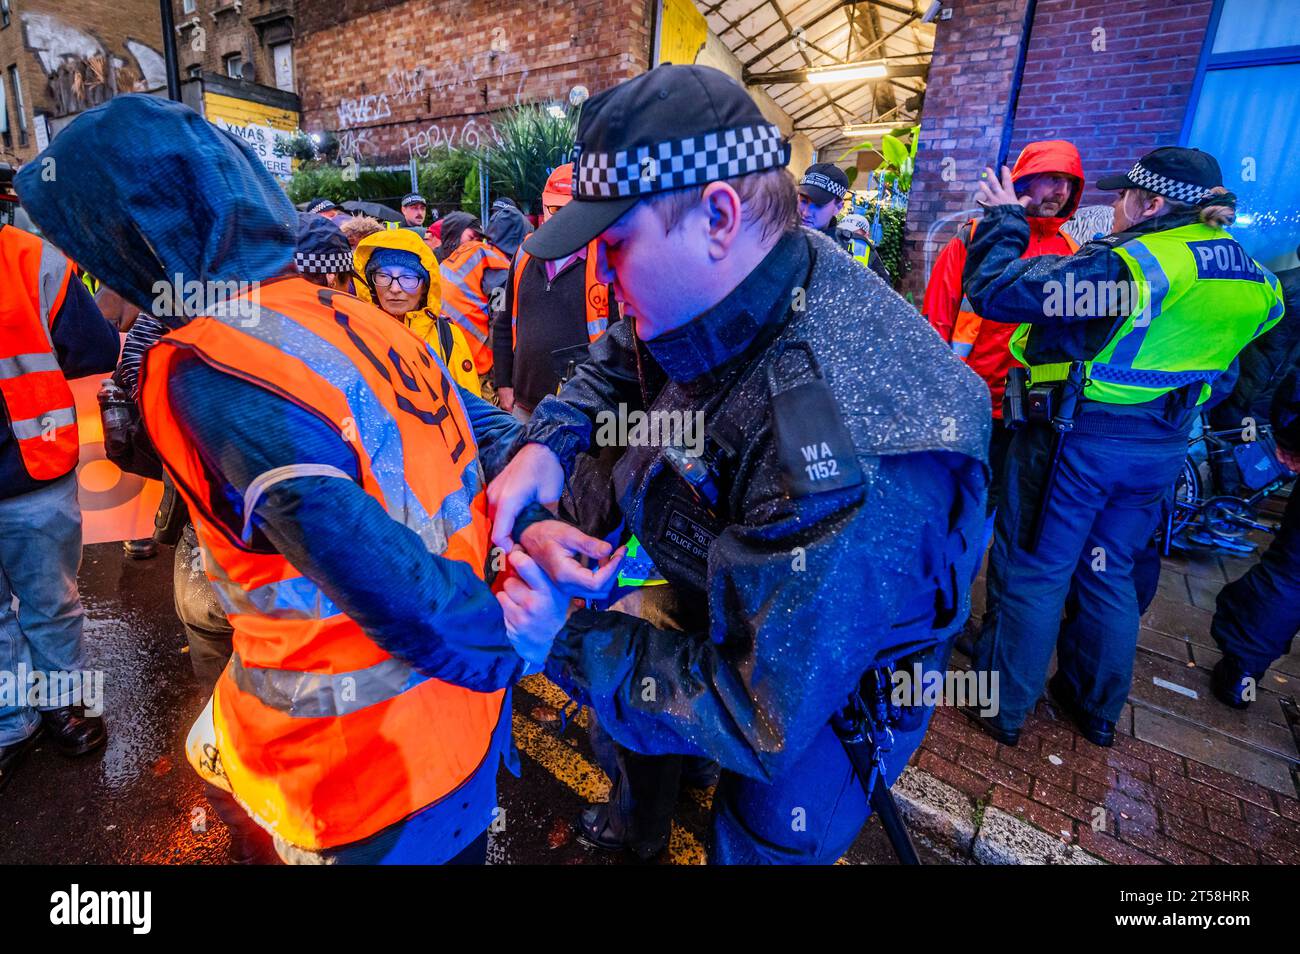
[353,229,481,393]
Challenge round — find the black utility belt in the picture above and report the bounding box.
[1003,363,1085,432]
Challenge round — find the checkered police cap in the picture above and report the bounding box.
[1097,147,1225,206]
[799,171,847,201]
[1123,160,1215,205]
[295,248,352,275]
[525,64,792,259]
[572,122,789,200]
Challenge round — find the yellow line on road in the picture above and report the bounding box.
[510,697,707,865]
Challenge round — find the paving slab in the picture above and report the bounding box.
[1132,707,1297,797]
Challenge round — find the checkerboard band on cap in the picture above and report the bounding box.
[799,172,847,200]
[295,249,353,274]
[1126,161,1214,205]
[572,123,789,200]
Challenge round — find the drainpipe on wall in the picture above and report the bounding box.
[996,0,1038,170]
[159,0,182,101]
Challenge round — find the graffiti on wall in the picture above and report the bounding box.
[24,12,165,118]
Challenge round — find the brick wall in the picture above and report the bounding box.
[900,0,1029,300]
[296,0,654,164]
[1008,0,1214,208]
[175,0,296,91]
[903,0,1215,298]
[0,0,166,164]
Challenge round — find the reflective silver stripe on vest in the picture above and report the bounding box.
[37,241,71,340]
[0,351,60,379]
[226,651,429,718]
[442,302,489,344]
[199,542,343,620]
[204,301,481,557]
[11,405,75,440]
[241,463,354,544]
[440,249,491,342]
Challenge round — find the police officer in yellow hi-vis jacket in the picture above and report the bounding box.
[961,147,1285,749]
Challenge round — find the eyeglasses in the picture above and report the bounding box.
[371,271,424,292]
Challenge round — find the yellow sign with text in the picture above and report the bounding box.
[203,91,299,179]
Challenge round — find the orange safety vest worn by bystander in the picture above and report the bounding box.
[948,220,1080,359]
[440,239,511,375]
[0,225,79,480]
[139,276,505,851]
[509,240,610,348]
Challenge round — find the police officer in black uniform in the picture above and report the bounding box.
[490,64,989,864]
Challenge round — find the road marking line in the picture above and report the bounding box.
[510,705,707,865]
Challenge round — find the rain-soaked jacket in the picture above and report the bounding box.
[923,140,1083,417]
[16,95,542,859]
[524,227,990,782]
[353,229,481,392]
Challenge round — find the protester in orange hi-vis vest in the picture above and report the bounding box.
[0,212,119,791]
[492,163,617,422]
[439,218,511,395]
[922,139,1083,516]
[17,94,622,863]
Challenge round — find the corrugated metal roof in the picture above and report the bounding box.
[696,0,933,149]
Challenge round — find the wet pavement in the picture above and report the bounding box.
[0,541,947,865]
[6,502,1295,864]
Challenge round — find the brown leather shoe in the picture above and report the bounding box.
[40,706,107,757]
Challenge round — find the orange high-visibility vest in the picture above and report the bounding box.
[439,240,511,376]
[949,220,1079,359]
[138,277,505,851]
[0,226,78,481]
[509,241,610,349]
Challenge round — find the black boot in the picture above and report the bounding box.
[40,706,108,757]
[1047,672,1115,747]
[577,803,667,861]
[961,705,1020,746]
[1210,657,1256,710]
[0,727,43,793]
[123,538,157,560]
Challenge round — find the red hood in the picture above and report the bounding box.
[1012,139,1084,238]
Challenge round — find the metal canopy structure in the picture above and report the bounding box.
[696,0,935,150]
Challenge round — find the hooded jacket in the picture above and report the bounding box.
[485,206,532,260]
[16,95,539,860]
[923,140,1083,417]
[353,229,480,392]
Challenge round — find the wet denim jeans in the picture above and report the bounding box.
[0,474,88,745]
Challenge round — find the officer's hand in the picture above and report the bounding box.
[488,442,566,550]
[497,549,571,670]
[1276,444,1300,474]
[976,165,1030,209]
[520,520,625,599]
[497,387,515,413]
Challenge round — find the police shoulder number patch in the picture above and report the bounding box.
[767,343,865,497]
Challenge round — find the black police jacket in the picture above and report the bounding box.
[524,228,990,782]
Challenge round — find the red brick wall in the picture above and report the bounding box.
[1008,0,1214,207]
[296,0,654,163]
[901,0,1030,300]
[903,0,1215,298]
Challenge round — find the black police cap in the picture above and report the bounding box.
[526,64,790,259]
[1096,146,1224,205]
